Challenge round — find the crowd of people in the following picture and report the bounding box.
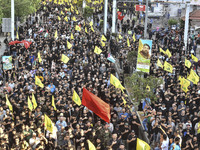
[0,1,143,150]
[113,18,200,149]
[1,0,200,150]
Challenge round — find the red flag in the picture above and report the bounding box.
[117,11,122,16]
[21,40,32,49]
[118,15,125,21]
[9,40,32,49]
[117,11,125,21]
[9,40,21,45]
[82,88,110,123]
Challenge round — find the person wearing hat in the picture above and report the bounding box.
[127,130,137,150]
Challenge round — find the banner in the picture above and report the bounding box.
[136,39,152,73]
[2,56,12,70]
[135,5,146,11]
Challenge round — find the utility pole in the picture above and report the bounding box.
[184,1,190,53]
[82,0,86,10]
[112,0,117,33]
[144,0,148,39]
[104,0,108,35]
[11,0,15,40]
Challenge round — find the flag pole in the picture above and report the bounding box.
[112,0,117,33]
[144,0,149,39]
[11,0,15,40]
[104,0,108,35]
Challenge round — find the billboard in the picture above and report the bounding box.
[2,56,12,70]
[2,18,11,32]
[136,39,152,73]
[135,5,146,11]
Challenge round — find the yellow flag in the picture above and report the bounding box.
[61,11,64,15]
[35,76,44,88]
[52,95,57,110]
[136,138,150,150]
[67,41,72,49]
[87,140,96,150]
[178,76,183,83]
[85,27,88,33]
[54,0,57,4]
[65,7,70,11]
[61,54,70,64]
[122,97,127,105]
[38,52,42,63]
[185,58,191,68]
[58,16,61,21]
[180,77,190,93]
[157,59,163,68]
[110,74,125,90]
[164,61,173,73]
[64,16,68,22]
[165,49,171,58]
[101,35,107,41]
[54,30,58,39]
[72,16,77,21]
[89,21,93,26]
[191,54,198,62]
[71,33,74,40]
[16,31,19,39]
[159,48,166,55]
[44,114,54,133]
[28,96,33,111]
[127,37,130,47]
[76,10,79,15]
[119,34,123,39]
[6,94,13,112]
[101,40,105,47]
[70,4,74,12]
[32,93,37,110]
[72,90,82,106]
[132,33,136,42]
[187,69,199,85]
[75,25,81,31]
[94,46,102,54]
[91,26,94,32]
[146,85,150,91]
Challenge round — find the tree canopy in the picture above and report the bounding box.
[0,0,41,24]
[125,72,163,104]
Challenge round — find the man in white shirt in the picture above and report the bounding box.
[29,133,40,149]
[161,134,169,150]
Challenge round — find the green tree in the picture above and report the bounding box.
[127,50,137,73]
[168,18,178,26]
[83,6,93,19]
[125,72,163,105]
[0,0,41,24]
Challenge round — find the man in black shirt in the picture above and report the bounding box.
[127,130,137,150]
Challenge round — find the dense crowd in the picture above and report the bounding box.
[1,0,200,150]
[0,1,142,150]
[113,20,200,149]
